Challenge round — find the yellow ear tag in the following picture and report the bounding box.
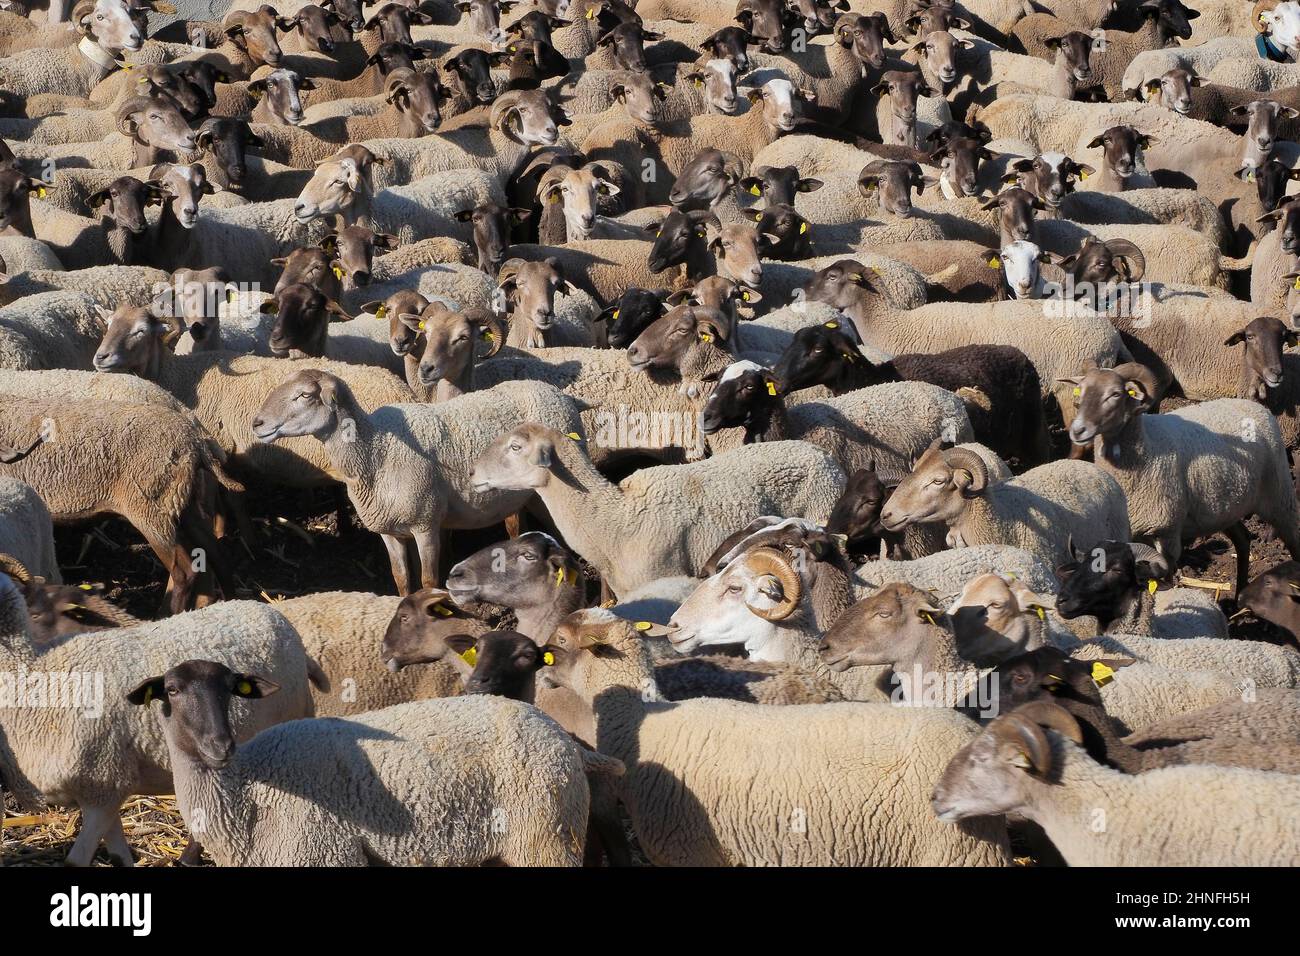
[548,193,560,205]
[824,321,838,329]
[542,651,555,665]
[143,686,153,704]
[509,45,517,52]
[1034,605,1045,621]
[566,432,582,440]
[766,381,777,395]
[1079,170,1090,180]
[1147,578,1158,594]
[741,290,751,301]
[37,186,47,199]
[332,267,344,280]
[1247,169,1256,183]
[987,256,1000,268]
[612,308,620,319]
[749,184,762,196]
[1072,386,1081,397]
[920,611,936,625]
[634,621,653,631]
[78,583,93,590]
[226,289,237,303]
[1125,386,1139,398]
[375,304,387,319]
[566,568,579,586]
[799,221,809,235]
[417,320,427,331]
[586,6,594,16]
[481,329,494,340]
[236,680,253,695]
[1091,661,1116,687]
[693,78,703,87]
[460,646,477,666]
[432,603,453,617]
[699,331,713,343]
[1292,277,1299,292]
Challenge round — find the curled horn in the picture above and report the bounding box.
[1111,362,1161,409]
[468,307,506,358]
[115,96,154,137]
[940,446,989,497]
[991,710,1052,775]
[744,546,803,621]
[1102,238,1145,282]
[1012,700,1084,745]
[1067,532,1082,562]
[0,553,32,584]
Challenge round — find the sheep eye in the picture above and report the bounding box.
[522,552,538,561]
[509,442,522,451]
[725,583,742,594]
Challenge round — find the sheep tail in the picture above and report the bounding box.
[201,439,246,494]
[579,747,626,779]
[1219,239,1257,271]
[307,658,331,693]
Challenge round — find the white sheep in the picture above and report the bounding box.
[0,477,59,583]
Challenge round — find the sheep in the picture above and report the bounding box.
[1065,362,1300,593]
[852,543,1061,603]
[933,700,1300,865]
[1121,685,1300,749]
[1054,539,1230,639]
[0,552,139,641]
[91,309,413,488]
[0,477,59,583]
[991,645,1300,773]
[879,440,1131,570]
[0,0,145,107]
[250,371,587,592]
[131,661,593,866]
[495,256,603,347]
[271,589,490,715]
[469,423,846,595]
[1238,561,1300,642]
[0,388,245,612]
[534,607,1012,866]
[0,576,323,867]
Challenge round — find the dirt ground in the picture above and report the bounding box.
[3,465,1297,866]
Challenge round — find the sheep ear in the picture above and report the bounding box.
[1224,330,1247,346]
[230,673,280,698]
[453,209,474,222]
[532,438,554,469]
[259,298,280,315]
[126,676,165,705]
[93,304,115,327]
[325,299,354,322]
[1086,134,1104,149]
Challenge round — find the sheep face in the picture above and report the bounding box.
[1063,364,1158,445]
[667,547,805,654]
[1045,31,1095,85]
[1086,125,1152,182]
[608,71,669,124]
[251,368,345,442]
[979,188,1042,243]
[322,0,365,32]
[834,12,891,70]
[497,258,574,343]
[507,10,564,43]
[747,78,815,133]
[273,246,336,297]
[295,149,377,224]
[290,3,344,53]
[880,442,988,531]
[1141,68,1196,114]
[700,360,778,434]
[127,660,279,769]
[537,609,631,695]
[995,240,1052,299]
[321,224,398,289]
[136,67,208,121]
[771,321,864,393]
[909,30,970,87]
[826,464,891,554]
[818,582,942,670]
[1058,237,1146,296]
[379,588,478,671]
[736,0,794,54]
[356,289,427,354]
[441,49,499,105]
[455,202,522,272]
[224,6,288,68]
[540,166,617,241]
[456,0,514,41]
[667,275,760,333]
[930,136,992,198]
[165,266,233,346]
[872,70,934,140]
[1006,153,1093,210]
[858,159,928,216]
[596,22,663,74]
[1252,158,1300,215]
[491,89,570,146]
[602,287,668,349]
[412,304,504,386]
[93,304,167,374]
[1237,562,1300,640]
[85,175,164,235]
[118,94,197,153]
[387,69,447,135]
[931,709,1051,822]
[364,2,432,46]
[1232,100,1298,156]
[643,208,717,274]
[370,40,434,77]
[1146,0,1198,42]
[470,424,561,493]
[1225,315,1296,395]
[793,0,848,33]
[1259,197,1300,254]
[738,164,823,208]
[626,304,730,373]
[463,632,545,698]
[904,4,968,37]
[174,60,232,112]
[194,117,264,187]
[448,532,575,609]
[669,149,739,211]
[262,283,351,358]
[683,58,740,115]
[81,0,143,53]
[699,25,758,74]
[749,203,811,260]
[1054,539,1143,622]
[249,69,315,125]
[710,223,765,287]
[946,572,1046,663]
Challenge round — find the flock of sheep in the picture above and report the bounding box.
[2,0,1300,868]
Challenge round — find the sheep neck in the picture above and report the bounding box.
[1094,413,1147,470]
[832,355,889,395]
[741,396,789,443]
[1063,698,1153,773]
[1017,739,1129,866]
[1102,587,1157,637]
[103,218,142,266]
[319,399,376,484]
[891,623,980,705]
[529,439,626,589]
[514,575,587,644]
[169,745,257,862]
[152,202,191,270]
[1050,56,1077,100]
[77,36,124,81]
[1093,162,1129,193]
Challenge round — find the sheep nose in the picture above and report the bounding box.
[251,416,265,431]
[580,214,595,228]
[627,343,646,363]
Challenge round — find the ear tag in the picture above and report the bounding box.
[236,680,253,695]
[332,266,345,280]
[1091,661,1116,687]
[612,308,620,319]
[375,304,387,318]
[634,621,653,631]
[226,289,237,303]
[799,221,809,235]
[920,611,936,625]
[460,646,477,666]
[699,331,713,343]
[417,320,427,330]
[143,686,154,704]
[548,193,560,205]
[740,290,751,301]
[694,78,703,87]
[1147,578,1158,594]
[481,328,495,340]
[542,651,555,665]
[1247,169,1256,183]
[766,381,777,395]
[1034,605,1045,621]
[824,320,838,329]
[1072,386,1081,397]
[1079,170,1090,180]
[78,583,93,590]
[554,566,566,587]
[36,185,47,198]
[432,603,453,617]
[695,228,706,239]
[566,432,582,441]
[566,569,579,586]
[586,6,594,17]
[987,256,1000,268]
[1292,277,1299,292]
[1125,385,1139,398]
[748,184,762,196]
[509,45,517,52]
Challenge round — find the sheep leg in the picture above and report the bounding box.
[413,529,441,591]
[381,534,413,596]
[66,804,127,867]
[178,837,206,866]
[181,506,238,602]
[1226,522,1253,597]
